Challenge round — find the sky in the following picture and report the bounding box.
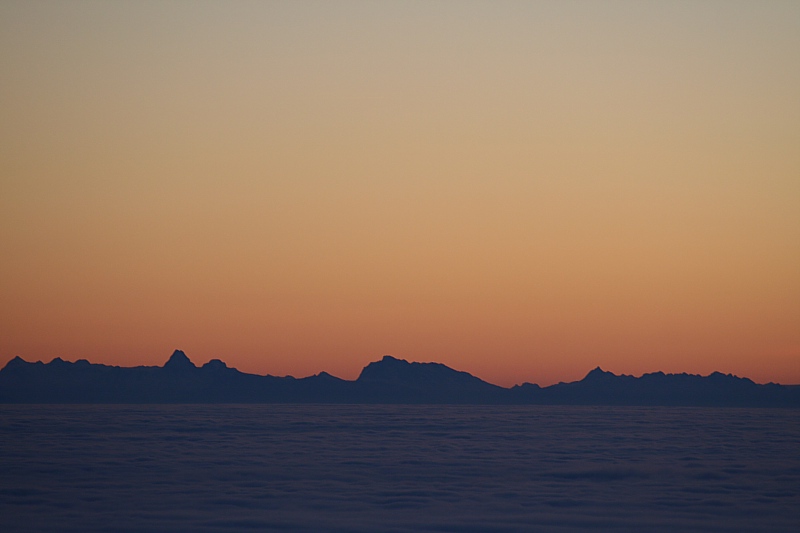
[1,1,798,387]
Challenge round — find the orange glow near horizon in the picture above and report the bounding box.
[1,2,799,387]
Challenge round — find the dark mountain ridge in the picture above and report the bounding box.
[1,350,797,406]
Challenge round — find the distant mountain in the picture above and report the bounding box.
[512,366,800,407]
[1,351,798,406]
[355,356,507,403]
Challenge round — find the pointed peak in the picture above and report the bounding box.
[307,371,339,381]
[164,349,196,370]
[583,366,615,380]
[381,355,406,363]
[2,355,29,370]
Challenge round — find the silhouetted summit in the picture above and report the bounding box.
[1,351,798,406]
[355,356,506,403]
[4,356,27,370]
[164,349,196,370]
[201,359,228,371]
[359,356,488,386]
[583,367,616,381]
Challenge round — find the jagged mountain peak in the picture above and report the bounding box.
[583,366,615,380]
[164,349,196,370]
[2,355,28,370]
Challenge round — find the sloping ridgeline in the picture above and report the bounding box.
[1,350,798,406]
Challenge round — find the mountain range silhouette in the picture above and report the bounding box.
[1,350,797,406]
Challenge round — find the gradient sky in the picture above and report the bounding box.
[1,1,799,387]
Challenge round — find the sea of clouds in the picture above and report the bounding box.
[1,405,798,532]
